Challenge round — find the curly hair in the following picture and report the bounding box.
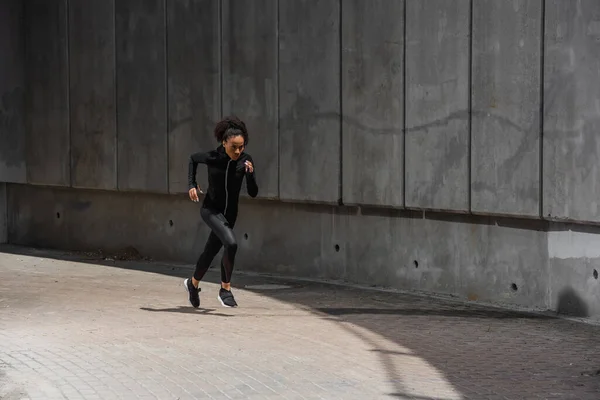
[214,116,248,145]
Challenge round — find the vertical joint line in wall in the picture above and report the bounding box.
[22,1,28,183]
[164,0,169,193]
[339,0,343,204]
[468,0,473,213]
[114,0,119,190]
[276,0,280,199]
[540,0,548,308]
[402,0,407,208]
[539,0,545,218]
[66,0,72,188]
[3,184,7,244]
[219,0,223,118]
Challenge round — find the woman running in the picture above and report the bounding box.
[184,116,258,308]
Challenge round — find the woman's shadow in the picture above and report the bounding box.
[140,306,232,317]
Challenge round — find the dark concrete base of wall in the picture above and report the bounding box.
[5,183,600,321]
[0,183,6,243]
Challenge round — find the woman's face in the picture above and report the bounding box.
[223,135,245,160]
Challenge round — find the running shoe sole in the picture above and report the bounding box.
[217,293,237,308]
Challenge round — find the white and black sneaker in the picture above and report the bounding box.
[218,288,238,308]
[184,278,201,308]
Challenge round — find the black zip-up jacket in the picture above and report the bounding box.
[188,145,258,221]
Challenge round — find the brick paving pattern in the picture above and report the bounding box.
[0,244,599,399]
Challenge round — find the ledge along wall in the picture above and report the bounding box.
[2,0,600,321]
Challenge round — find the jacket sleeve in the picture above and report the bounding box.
[245,155,259,198]
[188,152,209,190]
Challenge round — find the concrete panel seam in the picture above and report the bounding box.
[338,0,343,205]
[1,183,6,244]
[468,0,473,213]
[402,0,407,209]
[276,0,280,199]
[219,0,223,119]
[164,0,169,194]
[113,0,119,191]
[539,0,545,219]
[67,0,72,188]
[22,0,27,184]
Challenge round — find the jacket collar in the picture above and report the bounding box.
[216,144,238,162]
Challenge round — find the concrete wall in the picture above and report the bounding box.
[2,0,600,320]
[69,0,117,190]
[0,183,6,244]
[8,183,600,321]
[3,185,546,306]
[24,0,71,186]
[544,0,600,223]
[0,0,26,183]
[471,0,542,216]
[405,0,470,211]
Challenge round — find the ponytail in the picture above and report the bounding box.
[214,116,248,145]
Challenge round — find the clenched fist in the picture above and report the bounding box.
[189,187,203,203]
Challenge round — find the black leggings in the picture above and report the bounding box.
[193,207,238,283]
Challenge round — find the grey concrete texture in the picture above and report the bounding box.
[0,183,6,243]
[222,0,279,200]
[9,0,600,224]
[7,183,600,322]
[68,0,117,190]
[405,0,470,212]
[544,0,600,222]
[341,0,404,207]
[547,224,600,319]
[471,0,542,216]
[24,0,70,186]
[115,0,168,192]
[7,184,209,264]
[0,0,26,184]
[279,0,340,203]
[167,0,220,195]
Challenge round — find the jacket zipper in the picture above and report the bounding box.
[223,160,232,215]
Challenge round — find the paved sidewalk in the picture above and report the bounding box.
[0,245,599,400]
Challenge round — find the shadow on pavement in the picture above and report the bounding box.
[3,244,600,399]
[139,306,232,317]
[314,306,556,319]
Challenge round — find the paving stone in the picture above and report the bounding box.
[0,244,599,399]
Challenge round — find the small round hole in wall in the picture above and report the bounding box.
[413,260,419,268]
[169,220,174,227]
[244,233,248,240]
[511,283,518,291]
[56,212,60,219]
[334,244,340,252]
[594,269,598,280]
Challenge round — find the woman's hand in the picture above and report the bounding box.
[189,187,202,202]
[244,160,254,173]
